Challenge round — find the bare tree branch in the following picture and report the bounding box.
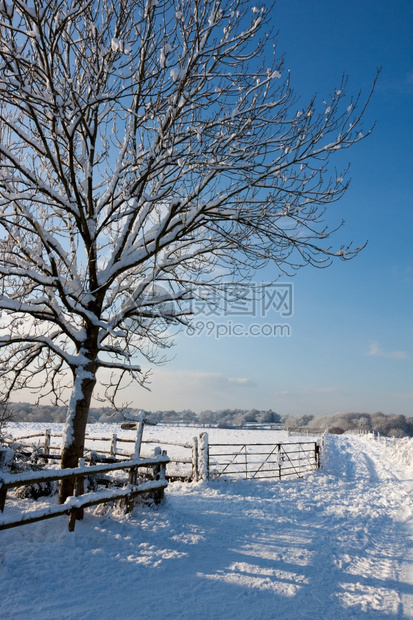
[0,0,375,500]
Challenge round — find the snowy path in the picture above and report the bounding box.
[0,434,412,619]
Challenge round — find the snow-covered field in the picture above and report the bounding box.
[1,425,412,619]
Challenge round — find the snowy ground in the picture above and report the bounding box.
[1,427,412,619]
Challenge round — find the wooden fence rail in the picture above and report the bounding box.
[0,453,169,532]
[4,428,198,480]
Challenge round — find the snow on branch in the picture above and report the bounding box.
[0,0,375,409]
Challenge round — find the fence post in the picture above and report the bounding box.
[152,446,162,477]
[152,447,167,504]
[72,458,86,500]
[192,436,199,482]
[68,457,86,529]
[161,450,167,479]
[277,444,282,479]
[43,429,51,463]
[199,432,209,481]
[129,464,138,486]
[68,508,78,532]
[133,412,146,459]
[126,464,138,513]
[315,443,321,468]
[110,433,117,457]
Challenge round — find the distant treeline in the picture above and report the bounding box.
[4,403,413,437]
[284,412,413,438]
[4,403,281,428]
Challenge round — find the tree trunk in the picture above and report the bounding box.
[59,369,97,504]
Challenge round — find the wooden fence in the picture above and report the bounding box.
[3,428,323,484]
[0,451,169,532]
[4,427,199,481]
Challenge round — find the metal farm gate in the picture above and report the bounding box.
[208,441,321,480]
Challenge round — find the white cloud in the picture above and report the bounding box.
[177,371,256,390]
[366,341,409,360]
[395,391,413,399]
[311,386,339,394]
[118,369,257,412]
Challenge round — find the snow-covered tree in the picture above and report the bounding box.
[0,0,374,501]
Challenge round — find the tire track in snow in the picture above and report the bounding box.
[0,433,412,619]
[321,435,412,618]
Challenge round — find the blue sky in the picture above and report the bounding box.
[125,0,413,417]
